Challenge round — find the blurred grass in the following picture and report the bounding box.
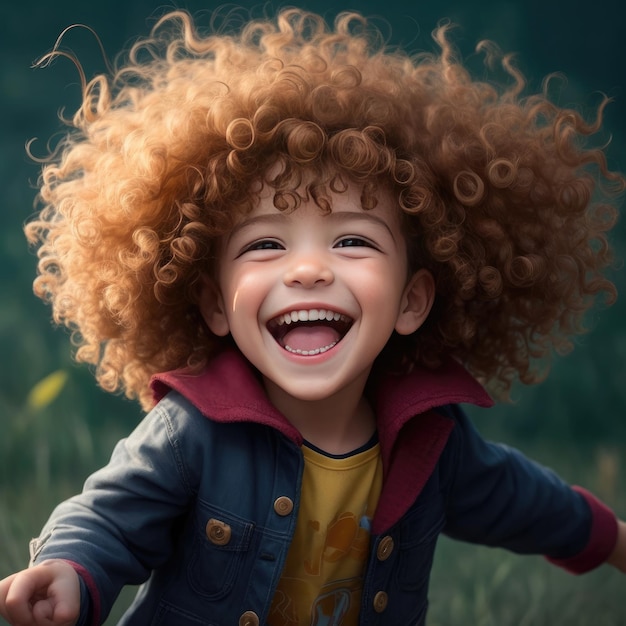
[1,375,625,624]
[429,535,626,625]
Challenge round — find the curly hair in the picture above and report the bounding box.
[26,8,623,410]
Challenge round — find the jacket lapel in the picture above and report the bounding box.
[370,360,493,533]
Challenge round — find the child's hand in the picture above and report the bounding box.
[608,520,626,574]
[0,560,80,626]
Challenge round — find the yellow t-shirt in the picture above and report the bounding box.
[268,438,383,626]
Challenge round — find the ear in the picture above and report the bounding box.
[198,276,230,337]
[395,269,435,335]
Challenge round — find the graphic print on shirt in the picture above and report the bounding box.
[270,509,372,625]
[305,512,370,575]
[268,442,383,626]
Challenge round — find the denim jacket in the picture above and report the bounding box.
[30,350,618,625]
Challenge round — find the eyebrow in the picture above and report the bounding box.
[229,210,398,243]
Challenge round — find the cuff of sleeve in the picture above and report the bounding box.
[62,560,101,626]
[545,486,618,574]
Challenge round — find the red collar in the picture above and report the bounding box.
[152,350,303,443]
[370,358,493,460]
[151,350,492,439]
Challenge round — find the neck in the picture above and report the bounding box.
[262,375,376,455]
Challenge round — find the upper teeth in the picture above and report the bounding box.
[272,309,349,326]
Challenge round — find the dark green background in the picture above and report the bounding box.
[2,0,625,449]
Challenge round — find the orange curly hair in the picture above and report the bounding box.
[26,8,623,410]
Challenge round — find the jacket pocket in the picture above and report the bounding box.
[152,601,213,625]
[187,502,255,600]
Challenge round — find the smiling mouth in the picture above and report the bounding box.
[267,309,353,356]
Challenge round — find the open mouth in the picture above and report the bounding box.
[267,309,353,356]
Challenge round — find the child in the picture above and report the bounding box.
[1,7,625,626]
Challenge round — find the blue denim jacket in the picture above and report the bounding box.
[29,351,617,625]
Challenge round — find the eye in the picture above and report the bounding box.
[243,239,284,252]
[335,237,377,249]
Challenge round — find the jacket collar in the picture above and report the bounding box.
[151,349,492,450]
[370,358,492,459]
[152,350,303,444]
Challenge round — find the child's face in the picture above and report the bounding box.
[200,180,433,405]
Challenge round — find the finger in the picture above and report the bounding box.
[0,573,19,617]
[32,593,79,626]
[3,568,56,624]
[32,599,58,625]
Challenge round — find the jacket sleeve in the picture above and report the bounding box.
[441,404,617,574]
[29,398,198,625]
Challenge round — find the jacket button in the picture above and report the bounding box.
[239,610,259,626]
[274,496,294,516]
[373,591,388,613]
[376,536,394,561]
[205,518,232,546]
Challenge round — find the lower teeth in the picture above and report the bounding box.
[284,341,338,356]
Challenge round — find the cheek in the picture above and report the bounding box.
[351,262,406,307]
[221,269,268,317]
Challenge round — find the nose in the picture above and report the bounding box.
[283,253,334,289]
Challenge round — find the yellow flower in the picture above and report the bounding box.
[26,370,68,411]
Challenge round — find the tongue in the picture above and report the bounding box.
[282,325,340,352]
